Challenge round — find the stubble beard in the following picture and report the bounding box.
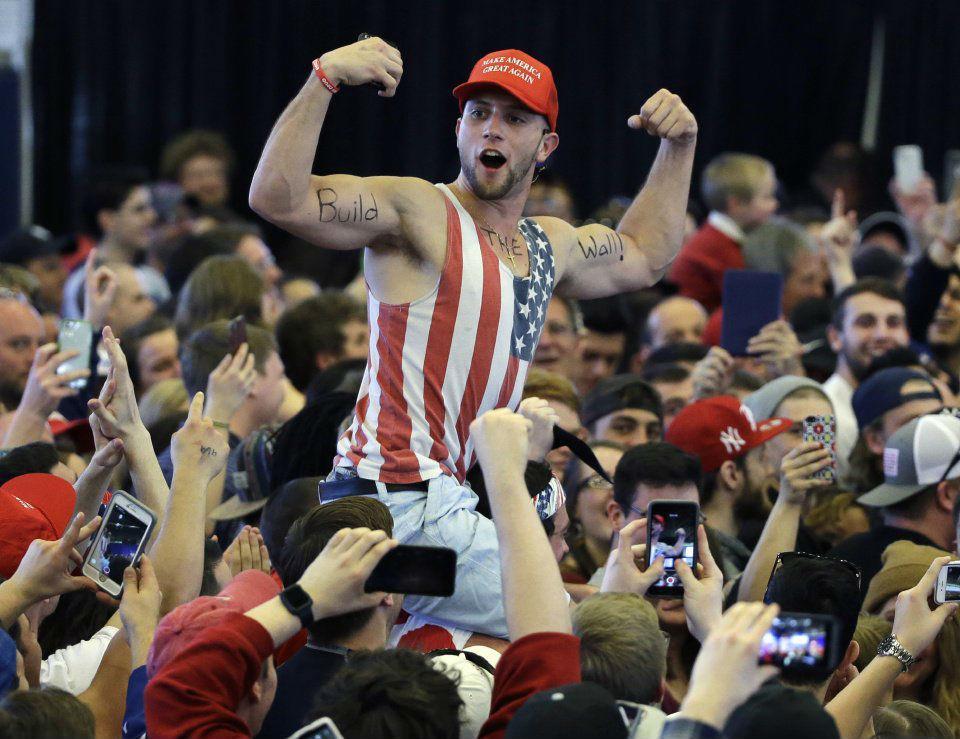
[460,146,539,202]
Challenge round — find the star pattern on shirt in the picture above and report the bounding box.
[509,220,556,363]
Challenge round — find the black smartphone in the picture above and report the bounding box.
[228,316,247,355]
[57,318,93,390]
[758,612,842,678]
[364,544,456,597]
[646,500,699,598]
[82,492,157,597]
[720,270,784,356]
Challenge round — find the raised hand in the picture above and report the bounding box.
[170,392,229,484]
[820,189,859,261]
[517,396,559,462]
[317,35,404,98]
[779,441,833,505]
[470,408,532,486]
[600,518,665,596]
[119,555,162,648]
[889,172,937,229]
[675,525,724,642]
[6,512,102,605]
[691,346,735,400]
[680,602,781,730]
[223,526,272,577]
[628,89,697,145]
[746,319,804,378]
[18,343,89,418]
[204,343,257,427]
[87,326,144,440]
[891,555,959,657]
[297,527,398,620]
[82,249,119,329]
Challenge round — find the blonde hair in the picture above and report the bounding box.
[701,153,773,212]
[523,367,581,414]
[873,700,953,739]
[139,378,189,431]
[572,593,666,704]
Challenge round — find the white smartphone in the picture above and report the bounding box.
[288,717,345,739]
[57,318,93,390]
[893,145,924,194]
[935,560,960,605]
[82,492,156,597]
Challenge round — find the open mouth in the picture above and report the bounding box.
[479,149,507,170]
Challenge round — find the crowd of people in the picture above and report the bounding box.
[0,34,959,738]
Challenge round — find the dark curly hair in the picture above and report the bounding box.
[308,649,462,739]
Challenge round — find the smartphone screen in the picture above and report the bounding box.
[57,319,93,390]
[289,717,344,739]
[758,612,839,677]
[942,564,960,602]
[646,500,698,597]
[83,493,155,595]
[364,545,456,597]
[801,415,836,482]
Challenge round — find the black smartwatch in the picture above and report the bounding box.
[279,585,315,628]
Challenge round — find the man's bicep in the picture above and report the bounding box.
[264,174,405,251]
[556,223,656,299]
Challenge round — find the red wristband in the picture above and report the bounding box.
[312,59,340,94]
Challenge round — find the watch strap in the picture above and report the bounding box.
[877,634,917,672]
[279,584,315,629]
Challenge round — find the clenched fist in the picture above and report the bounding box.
[628,89,697,145]
[318,35,403,98]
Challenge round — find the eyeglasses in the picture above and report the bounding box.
[763,551,861,603]
[576,474,612,493]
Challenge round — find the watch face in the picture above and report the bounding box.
[284,586,312,611]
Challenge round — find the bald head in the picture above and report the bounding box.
[645,297,707,350]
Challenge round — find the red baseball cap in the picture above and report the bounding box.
[0,473,78,578]
[147,569,279,676]
[453,50,558,131]
[665,396,790,473]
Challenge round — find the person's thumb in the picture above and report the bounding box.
[676,557,697,588]
[122,565,138,594]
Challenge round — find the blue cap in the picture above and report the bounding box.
[852,368,941,430]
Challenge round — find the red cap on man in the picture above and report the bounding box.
[0,473,78,578]
[453,50,559,131]
[665,396,790,473]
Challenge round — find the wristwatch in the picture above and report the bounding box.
[877,634,917,672]
[279,584,315,628]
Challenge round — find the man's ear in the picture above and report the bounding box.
[935,480,959,513]
[718,459,743,494]
[827,323,843,354]
[605,498,625,532]
[630,347,651,374]
[455,118,461,137]
[315,351,336,372]
[864,426,886,456]
[653,677,666,705]
[538,132,560,166]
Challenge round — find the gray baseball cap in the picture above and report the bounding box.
[859,414,960,507]
[743,376,827,423]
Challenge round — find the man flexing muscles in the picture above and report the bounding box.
[250,36,697,636]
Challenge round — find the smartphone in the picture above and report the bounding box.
[57,319,93,390]
[228,316,247,355]
[289,717,344,739]
[720,271,784,356]
[801,415,837,482]
[893,144,924,194]
[646,500,699,598]
[935,560,960,605]
[364,544,456,597]
[758,612,841,678]
[81,492,156,597]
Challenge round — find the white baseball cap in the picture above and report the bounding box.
[859,414,960,507]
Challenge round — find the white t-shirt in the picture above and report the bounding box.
[823,372,857,479]
[40,625,119,694]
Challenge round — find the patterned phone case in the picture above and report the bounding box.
[801,415,836,482]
